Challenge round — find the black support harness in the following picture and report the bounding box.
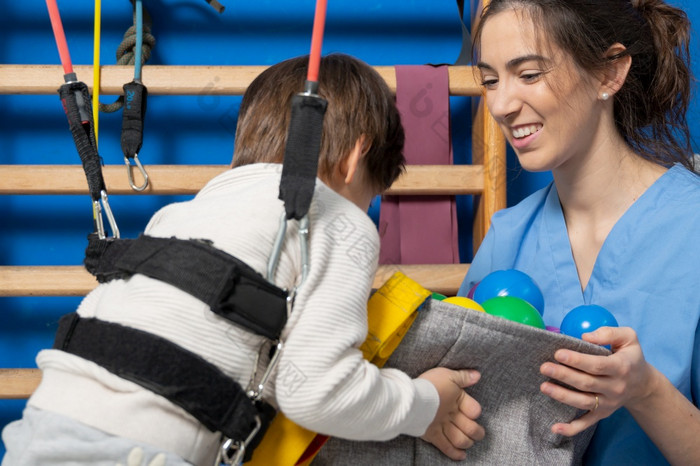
[55,232,290,463]
[55,73,326,465]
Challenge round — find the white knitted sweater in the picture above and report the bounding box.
[29,163,438,465]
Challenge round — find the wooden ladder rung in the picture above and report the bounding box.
[0,65,482,96]
[0,165,484,196]
[0,264,469,298]
[374,264,469,296]
[0,369,41,399]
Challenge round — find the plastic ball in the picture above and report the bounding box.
[473,269,545,315]
[431,292,447,301]
[443,296,485,312]
[466,281,480,299]
[560,305,618,340]
[481,296,546,329]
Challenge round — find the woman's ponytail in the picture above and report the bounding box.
[626,0,694,170]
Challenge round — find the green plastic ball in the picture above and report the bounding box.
[481,296,546,329]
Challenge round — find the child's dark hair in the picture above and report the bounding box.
[473,0,695,172]
[233,53,406,192]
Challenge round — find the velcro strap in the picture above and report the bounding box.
[53,313,272,442]
[84,233,132,282]
[83,234,289,340]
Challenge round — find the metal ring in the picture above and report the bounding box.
[591,394,599,413]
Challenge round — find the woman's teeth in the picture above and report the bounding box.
[513,125,541,139]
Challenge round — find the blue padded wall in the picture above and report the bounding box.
[1,0,698,456]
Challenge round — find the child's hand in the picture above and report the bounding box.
[418,368,485,460]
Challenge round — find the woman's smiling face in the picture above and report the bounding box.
[477,8,604,173]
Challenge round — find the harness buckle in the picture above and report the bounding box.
[216,415,262,466]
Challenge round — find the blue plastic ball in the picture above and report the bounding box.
[472,269,545,315]
[560,305,619,340]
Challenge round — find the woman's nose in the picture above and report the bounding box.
[486,81,521,122]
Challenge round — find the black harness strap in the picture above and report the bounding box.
[58,79,105,204]
[53,313,275,453]
[59,77,120,239]
[278,91,328,221]
[84,234,289,341]
[454,0,472,65]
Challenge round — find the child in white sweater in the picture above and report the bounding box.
[2,53,484,465]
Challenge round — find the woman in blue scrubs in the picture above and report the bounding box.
[462,0,700,464]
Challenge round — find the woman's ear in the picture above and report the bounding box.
[599,43,632,98]
[343,136,366,185]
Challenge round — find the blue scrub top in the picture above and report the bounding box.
[460,164,700,465]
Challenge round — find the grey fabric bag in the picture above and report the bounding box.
[313,298,609,465]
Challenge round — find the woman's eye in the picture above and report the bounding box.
[521,72,543,83]
[480,78,498,89]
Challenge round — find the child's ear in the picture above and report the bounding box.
[343,137,366,185]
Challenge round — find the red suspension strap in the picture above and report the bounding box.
[46,0,73,76]
[306,0,327,86]
[45,0,119,240]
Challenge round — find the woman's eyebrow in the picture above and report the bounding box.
[477,54,551,71]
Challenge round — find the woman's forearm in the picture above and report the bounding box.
[626,365,700,465]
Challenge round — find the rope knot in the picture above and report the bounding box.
[116,24,156,67]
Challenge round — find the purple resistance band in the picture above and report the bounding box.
[379,65,460,265]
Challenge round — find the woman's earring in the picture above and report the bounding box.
[601,92,610,101]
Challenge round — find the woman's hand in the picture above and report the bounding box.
[539,326,656,436]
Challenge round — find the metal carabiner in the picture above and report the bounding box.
[267,212,310,284]
[267,212,287,283]
[244,285,295,400]
[215,415,263,466]
[124,153,149,192]
[298,215,310,283]
[246,340,284,401]
[92,190,120,239]
[255,211,308,398]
